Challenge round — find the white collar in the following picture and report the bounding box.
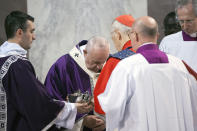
[189,32,197,38]
[139,42,155,48]
[0,41,27,57]
[79,44,86,60]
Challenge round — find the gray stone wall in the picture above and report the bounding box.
[28,0,147,82]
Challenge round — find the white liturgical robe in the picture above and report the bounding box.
[98,54,197,131]
[159,31,197,72]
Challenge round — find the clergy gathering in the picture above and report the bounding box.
[0,0,197,130]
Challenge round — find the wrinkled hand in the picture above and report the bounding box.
[93,123,106,131]
[83,115,105,130]
[75,102,93,114]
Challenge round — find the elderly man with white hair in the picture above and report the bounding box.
[44,36,110,131]
[94,15,136,115]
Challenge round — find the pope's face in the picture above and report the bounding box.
[84,47,109,73]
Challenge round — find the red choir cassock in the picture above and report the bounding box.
[94,15,135,114]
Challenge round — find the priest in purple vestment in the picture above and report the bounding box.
[44,36,110,131]
[0,11,92,131]
[98,16,197,131]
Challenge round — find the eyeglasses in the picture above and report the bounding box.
[177,19,195,25]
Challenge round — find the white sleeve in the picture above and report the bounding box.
[55,101,77,129]
[159,37,167,52]
[41,101,77,131]
[98,64,133,131]
[189,75,197,130]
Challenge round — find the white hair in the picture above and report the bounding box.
[86,36,109,52]
[175,0,197,18]
[111,20,132,34]
[175,0,192,13]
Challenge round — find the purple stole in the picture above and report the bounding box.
[136,44,169,64]
[182,31,197,41]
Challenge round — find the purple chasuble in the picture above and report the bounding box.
[0,55,64,131]
[136,44,169,64]
[44,41,92,123]
[182,31,197,41]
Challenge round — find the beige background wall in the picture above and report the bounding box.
[27,0,147,82]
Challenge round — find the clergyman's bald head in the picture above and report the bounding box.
[132,16,158,39]
[129,16,159,51]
